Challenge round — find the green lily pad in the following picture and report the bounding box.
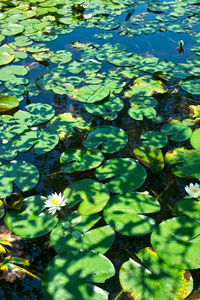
[174,198,200,221]
[84,96,124,121]
[95,158,147,194]
[0,200,5,219]
[63,179,110,215]
[103,192,159,236]
[161,123,192,142]
[2,23,24,36]
[151,216,200,269]
[124,76,167,97]
[42,251,115,300]
[0,140,18,161]
[165,148,200,179]
[60,149,104,173]
[180,77,200,95]
[84,126,128,153]
[0,161,40,198]
[49,50,72,64]
[48,112,89,139]
[133,145,164,173]
[0,49,14,66]
[5,195,58,238]
[119,247,193,299]
[190,128,200,151]
[128,105,156,120]
[71,85,110,103]
[51,213,114,254]
[14,103,55,126]
[0,96,19,112]
[140,131,168,148]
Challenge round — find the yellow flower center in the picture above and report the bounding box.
[192,188,198,194]
[52,198,59,205]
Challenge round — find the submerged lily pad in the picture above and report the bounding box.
[84,126,128,153]
[151,216,200,269]
[103,192,159,236]
[5,195,57,238]
[119,247,193,299]
[95,158,147,194]
[60,149,104,173]
[63,179,110,215]
[165,148,200,179]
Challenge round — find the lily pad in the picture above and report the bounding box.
[161,123,192,142]
[151,216,200,269]
[71,85,110,103]
[133,145,164,173]
[174,198,200,221]
[84,126,128,153]
[165,148,200,179]
[119,247,193,299]
[190,128,200,151]
[42,251,115,300]
[128,105,156,120]
[0,161,40,198]
[95,158,147,194]
[0,96,19,112]
[141,131,168,148]
[63,179,110,215]
[60,149,104,173]
[5,195,58,238]
[51,213,114,254]
[0,50,14,66]
[180,77,200,95]
[103,192,159,236]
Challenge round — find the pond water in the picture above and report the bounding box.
[1,0,200,299]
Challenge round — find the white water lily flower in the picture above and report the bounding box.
[44,192,67,215]
[185,183,200,199]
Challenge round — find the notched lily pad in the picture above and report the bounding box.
[133,145,164,173]
[161,122,192,142]
[63,179,110,215]
[165,148,200,179]
[103,192,159,236]
[83,126,128,153]
[119,247,193,299]
[5,195,58,238]
[0,96,19,112]
[70,85,110,103]
[60,149,104,173]
[95,158,147,194]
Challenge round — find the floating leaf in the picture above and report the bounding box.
[124,76,167,97]
[51,213,114,254]
[140,131,168,148]
[161,123,192,142]
[84,126,128,153]
[104,192,159,236]
[71,85,110,103]
[190,128,200,151]
[151,216,200,269]
[49,50,72,64]
[0,200,5,219]
[60,149,104,173]
[133,145,164,173]
[128,105,156,120]
[42,251,115,300]
[0,161,40,198]
[48,112,89,139]
[165,148,200,179]
[0,96,19,112]
[0,50,14,66]
[63,179,110,215]
[174,198,200,221]
[5,196,57,238]
[119,247,193,299]
[95,158,147,194]
[180,77,200,95]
